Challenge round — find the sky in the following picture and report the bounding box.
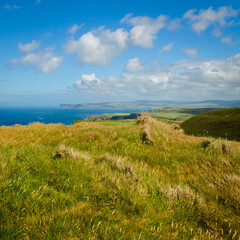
[0,0,240,107]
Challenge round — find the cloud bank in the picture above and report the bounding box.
[73,54,240,100]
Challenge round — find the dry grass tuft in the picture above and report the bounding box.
[201,140,211,149]
[136,113,155,125]
[200,138,232,154]
[161,185,205,207]
[211,140,231,154]
[54,144,80,159]
[140,126,155,145]
[54,144,91,162]
[137,114,155,145]
[171,123,181,130]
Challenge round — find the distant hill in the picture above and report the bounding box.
[60,100,240,110]
[181,108,240,141]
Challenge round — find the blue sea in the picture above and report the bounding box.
[0,108,144,126]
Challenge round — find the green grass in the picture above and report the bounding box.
[80,108,216,123]
[181,108,240,141]
[149,108,220,122]
[0,115,240,239]
[149,112,193,121]
[101,113,130,117]
[74,119,136,126]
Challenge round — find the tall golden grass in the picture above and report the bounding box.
[0,116,239,239]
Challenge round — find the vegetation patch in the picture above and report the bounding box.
[181,108,240,141]
[0,115,240,239]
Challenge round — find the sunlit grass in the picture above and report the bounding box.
[74,119,136,127]
[0,115,239,239]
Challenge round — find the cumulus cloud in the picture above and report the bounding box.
[183,6,239,34]
[64,27,128,65]
[18,40,40,53]
[4,4,20,11]
[181,47,198,57]
[125,57,145,72]
[10,46,63,74]
[159,43,174,54]
[121,14,166,47]
[67,24,84,34]
[75,73,100,90]
[73,54,240,100]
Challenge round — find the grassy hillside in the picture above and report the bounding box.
[181,108,240,141]
[0,115,240,239]
[148,108,218,121]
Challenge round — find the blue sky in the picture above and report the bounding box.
[1,0,240,107]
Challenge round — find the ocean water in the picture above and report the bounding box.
[0,108,144,126]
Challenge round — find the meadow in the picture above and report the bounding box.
[0,115,240,239]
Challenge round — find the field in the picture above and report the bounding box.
[181,108,240,141]
[82,108,218,122]
[74,119,136,127]
[149,112,194,122]
[0,114,240,239]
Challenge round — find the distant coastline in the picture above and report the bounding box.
[60,100,240,110]
[0,108,141,126]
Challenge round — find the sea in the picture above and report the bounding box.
[0,108,145,126]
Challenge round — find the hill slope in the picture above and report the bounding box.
[181,108,240,141]
[0,116,240,239]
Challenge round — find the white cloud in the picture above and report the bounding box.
[75,73,100,89]
[73,54,240,100]
[67,24,84,34]
[125,57,145,72]
[10,46,63,74]
[121,14,166,47]
[65,27,128,65]
[183,6,239,34]
[221,36,234,45]
[4,4,21,11]
[18,40,40,53]
[181,47,198,57]
[159,43,174,54]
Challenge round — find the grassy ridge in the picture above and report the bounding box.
[181,108,240,141]
[0,116,240,239]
